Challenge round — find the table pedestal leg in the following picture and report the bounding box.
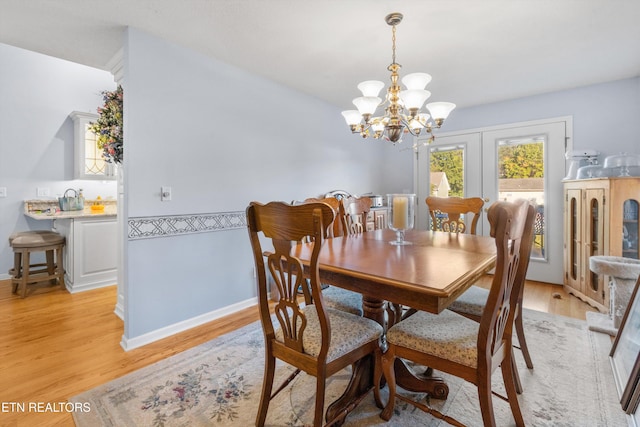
[326,296,449,426]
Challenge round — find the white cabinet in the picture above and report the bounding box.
[53,216,118,292]
[70,111,116,180]
[366,207,388,231]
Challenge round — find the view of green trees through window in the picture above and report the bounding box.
[429,142,544,199]
[430,149,464,197]
[428,137,546,259]
[499,143,544,179]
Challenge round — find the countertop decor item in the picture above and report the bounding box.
[89,85,123,164]
[58,188,84,211]
[603,152,640,177]
[340,13,455,147]
[24,199,117,219]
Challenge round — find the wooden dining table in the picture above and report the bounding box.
[293,228,497,424]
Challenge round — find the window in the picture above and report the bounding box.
[70,111,116,180]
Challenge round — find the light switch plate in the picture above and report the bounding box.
[0,187,6,198]
[37,187,50,197]
[161,186,172,201]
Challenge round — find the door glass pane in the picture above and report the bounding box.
[429,145,465,230]
[623,199,639,259]
[590,198,599,291]
[497,135,545,259]
[571,197,578,280]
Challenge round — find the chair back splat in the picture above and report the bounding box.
[247,201,383,426]
[304,197,343,238]
[426,196,484,234]
[481,200,529,360]
[340,196,372,235]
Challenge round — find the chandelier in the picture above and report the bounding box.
[341,13,455,144]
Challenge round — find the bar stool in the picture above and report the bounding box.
[9,230,66,298]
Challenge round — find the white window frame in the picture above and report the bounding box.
[70,111,116,180]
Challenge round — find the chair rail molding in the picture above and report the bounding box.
[127,211,246,240]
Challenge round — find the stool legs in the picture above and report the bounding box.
[9,231,66,298]
[46,250,55,283]
[21,250,31,298]
[55,245,65,289]
[11,252,21,294]
[9,245,65,298]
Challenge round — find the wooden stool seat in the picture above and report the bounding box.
[8,231,66,297]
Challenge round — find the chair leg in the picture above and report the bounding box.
[255,353,276,427]
[380,349,397,421]
[314,375,326,427]
[515,308,534,369]
[477,371,496,427]
[373,348,384,409]
[502,354,525,427]
[512,356,523,394]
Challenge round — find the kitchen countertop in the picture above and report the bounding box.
[24,199,117,220]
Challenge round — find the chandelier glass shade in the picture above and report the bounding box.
[341,13,455,144]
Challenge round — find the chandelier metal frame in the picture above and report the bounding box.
[341,13,455,144]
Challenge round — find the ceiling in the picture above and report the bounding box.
[1,0,639,109]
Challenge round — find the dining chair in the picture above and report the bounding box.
[375,199,533,427]
[425,196,484,234]
[394,196,486,323]
[304,197,343,238]
[341,195,372,234]
[448,202,536,392]
[319,195,373,317]
[247,201,383,427]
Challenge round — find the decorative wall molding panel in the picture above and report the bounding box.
[128,211,246,240]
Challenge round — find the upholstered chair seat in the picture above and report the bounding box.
[386,309,479,369]
[448,286,488,318]
[275,305,381,361]
[322,286,364,316]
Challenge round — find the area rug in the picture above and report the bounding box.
[71,309,628,426]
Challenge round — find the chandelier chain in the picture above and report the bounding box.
[391,24,397,65]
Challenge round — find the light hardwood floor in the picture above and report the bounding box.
[0,278,597,427]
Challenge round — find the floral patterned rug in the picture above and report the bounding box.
[71,309,627,426]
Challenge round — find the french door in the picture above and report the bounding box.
[415,118,570,284]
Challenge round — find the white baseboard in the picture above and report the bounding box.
[114,302,124,320]
[120,297,258,351]
[65,280,116,293]
[114,292,125,320]
[0,273,10,281]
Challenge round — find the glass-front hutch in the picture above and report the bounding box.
[563,177,640,311]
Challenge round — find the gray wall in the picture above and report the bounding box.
[121,28,390,340]
[440,77,640,157]
[0,43,116,278]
